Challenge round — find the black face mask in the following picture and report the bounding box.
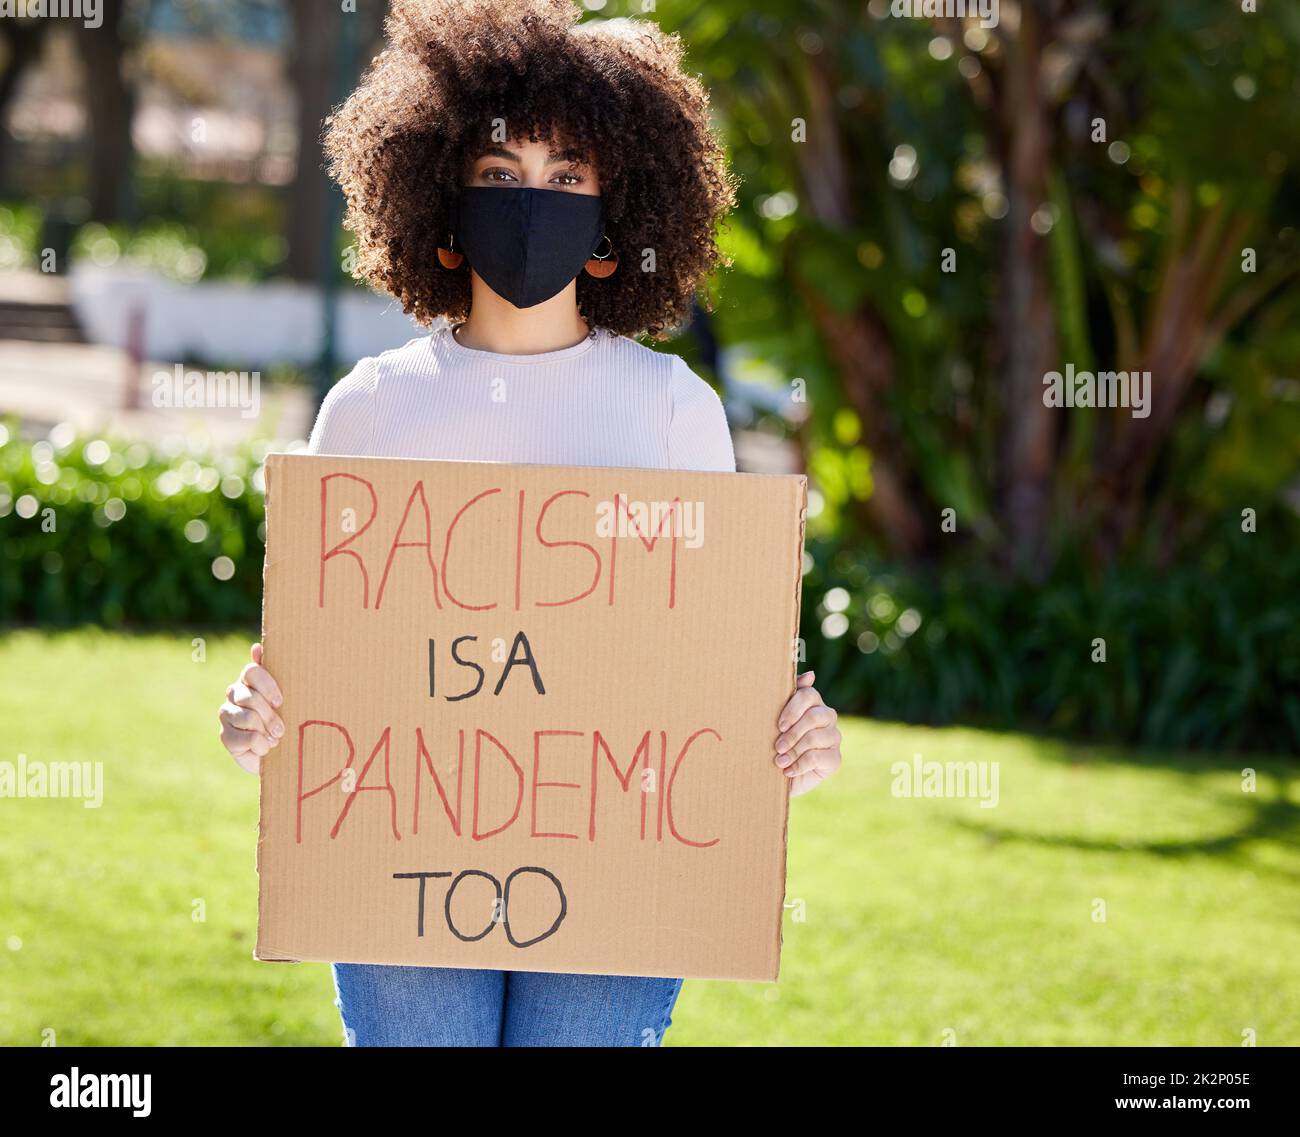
[455,186,605,309]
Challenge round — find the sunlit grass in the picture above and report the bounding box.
[1,629,1296,1046]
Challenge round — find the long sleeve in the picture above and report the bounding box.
[667,355,736,473]
[305,357,378,456]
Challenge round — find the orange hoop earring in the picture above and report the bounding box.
[437,233,463,270]
[584,235,618,279]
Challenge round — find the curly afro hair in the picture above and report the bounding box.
[323,0,737,340]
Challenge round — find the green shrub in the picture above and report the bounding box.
[71,221,211,284]
[800,521,1300,754]
[3,423,1295,752]
[0,202,42,271]
[0,422,266,627]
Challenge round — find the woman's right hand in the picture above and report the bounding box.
[218,642,284,774]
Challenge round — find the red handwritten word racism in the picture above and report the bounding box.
[316,474,686,612]
[295,721,723,850]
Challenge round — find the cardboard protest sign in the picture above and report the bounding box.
[255,453,806,980]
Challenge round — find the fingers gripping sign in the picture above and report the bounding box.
[218,642,285,774]
[773,670,843,797]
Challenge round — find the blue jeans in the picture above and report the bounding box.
[332,963,685,1047]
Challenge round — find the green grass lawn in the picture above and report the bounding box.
[1,628,1297,1046]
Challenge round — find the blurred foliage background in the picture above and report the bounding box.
[664,0,1300,751]
[1,0,1297,751]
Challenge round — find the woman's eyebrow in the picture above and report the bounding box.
[474,145,587,166]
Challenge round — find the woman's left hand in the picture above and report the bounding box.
[773,671,842,796]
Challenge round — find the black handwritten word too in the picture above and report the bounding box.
[393,866,567,948]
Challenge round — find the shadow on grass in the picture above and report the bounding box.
[950,760,1300,881]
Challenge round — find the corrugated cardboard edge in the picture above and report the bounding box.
[254,454,302,963]
[770,474,809,982]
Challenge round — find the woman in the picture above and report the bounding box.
[217,0,843,1047]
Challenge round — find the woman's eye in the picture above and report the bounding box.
[551,171,583,186]
[481,167,517,183]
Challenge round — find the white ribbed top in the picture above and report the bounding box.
[305,324,736,473]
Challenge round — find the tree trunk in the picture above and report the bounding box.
[1090,193,1254,555]
[74,1,134,223]
[799,286,929,558]
[790,53,928,558]
[0,20,46,186]
[993,0,1060,576]
[284,0,341,283]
